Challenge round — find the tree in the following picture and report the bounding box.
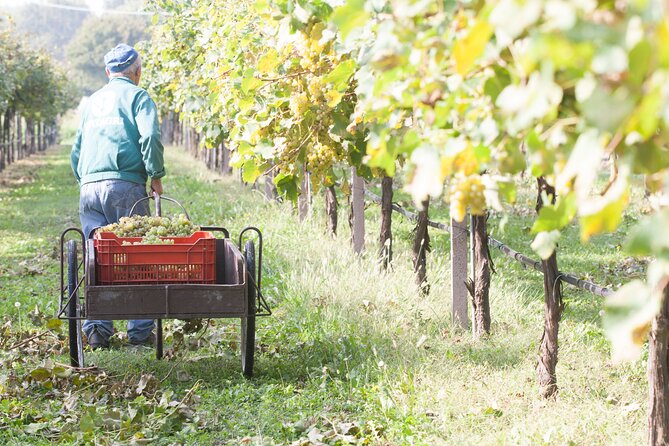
[10,0,87,56]
[65,14,149,95]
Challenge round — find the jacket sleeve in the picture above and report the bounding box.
[70,127,82,184]
[134,91,165,179]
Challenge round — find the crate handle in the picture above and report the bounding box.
[128,193,191,220]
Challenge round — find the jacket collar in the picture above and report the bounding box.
[109,76,135,86]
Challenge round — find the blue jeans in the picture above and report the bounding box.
[80,179,154,344]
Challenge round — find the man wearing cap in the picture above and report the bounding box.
[71,43,165,349]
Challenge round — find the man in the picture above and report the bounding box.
[71,43,165,349]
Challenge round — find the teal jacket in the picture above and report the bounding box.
[71,76,165,186]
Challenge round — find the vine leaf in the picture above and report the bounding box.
[603,280,659,362]
[331,0,369,39]
[453,20,492,76]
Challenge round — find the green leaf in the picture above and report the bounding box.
[257,49,280,74]
[241,69,263,93]
[274,172,299,202]
[53,366,71,378]
[366,131,396,175]
[626,87,662,140]
[331,0,369,39]
[30,367,51,381]
[531,193,577,233]
[398,129,420,155]
[473,145,490,163]
[626,209,669,258]
[79,413,96,433]
[482,407,503,417]
[624,142,669,175]
[242,160,262,183]
[579,85,636,133]
[628,39,652,86]
[658,21,669,68]
[497,179,516,204]
[603,280,659,362]
[453,20,492,76]
[324,59,357,90]
[483,67,511,103]
[46,318,62,329]
[530,230,560,259]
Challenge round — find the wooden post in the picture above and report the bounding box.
[298,167,310,221]
[0,113,5,172]
[380,176,393,269]
[413,198,430,293]
[37,122,42,151]
[325,185,338,236]
[451,216,469,330]
[470,214,492,338]
[351,167,365,254]
[221,142,231,175]
[264,170,278,201]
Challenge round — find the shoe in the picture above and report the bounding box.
[129,332,155,347]
[88,330,110,350]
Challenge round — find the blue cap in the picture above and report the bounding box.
[104,44,139,73]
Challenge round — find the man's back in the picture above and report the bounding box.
[71,76,164,186]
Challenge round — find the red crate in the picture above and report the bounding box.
[94,231,216,285]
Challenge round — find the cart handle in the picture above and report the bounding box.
[128,192,190,219]
[59,227,85,319]
[200,226,230,239]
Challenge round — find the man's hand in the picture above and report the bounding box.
[150,178,163,195]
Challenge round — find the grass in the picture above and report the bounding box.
[0,142,648,445]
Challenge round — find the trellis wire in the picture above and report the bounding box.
[363,188,613,298]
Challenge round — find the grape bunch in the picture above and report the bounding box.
[122,238,175,246]
[448,174,486,222]
[306,140,341,179]
[294,31,326,71]
[289,92,309,116]
[98,214,199,244]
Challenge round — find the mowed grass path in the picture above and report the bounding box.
[0,144,647,445]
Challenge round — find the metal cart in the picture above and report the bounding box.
[57,194,271,377]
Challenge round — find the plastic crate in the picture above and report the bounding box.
[94,231,216,285]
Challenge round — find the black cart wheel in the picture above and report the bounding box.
[241,240,256,377]
[66,240,84,368]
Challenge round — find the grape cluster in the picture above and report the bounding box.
[307,141,340,178]
[449,175,486,222]
[295,31,325,71]
[269,25,351,182]
[98,214,199,245]
[289,92,309,116]
[307,76,324,99]
[122,238,175,246]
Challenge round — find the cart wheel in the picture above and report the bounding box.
[241,240,256,377]
[66,240,84,368]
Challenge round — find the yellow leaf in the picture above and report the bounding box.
[325,90,343,107]
[257,49,280,74]
[340,179,351,196]
[453,144,479,176]
[580,190,629,241]
[453,20,492,76]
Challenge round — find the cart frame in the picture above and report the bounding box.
[57,196,270,376]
